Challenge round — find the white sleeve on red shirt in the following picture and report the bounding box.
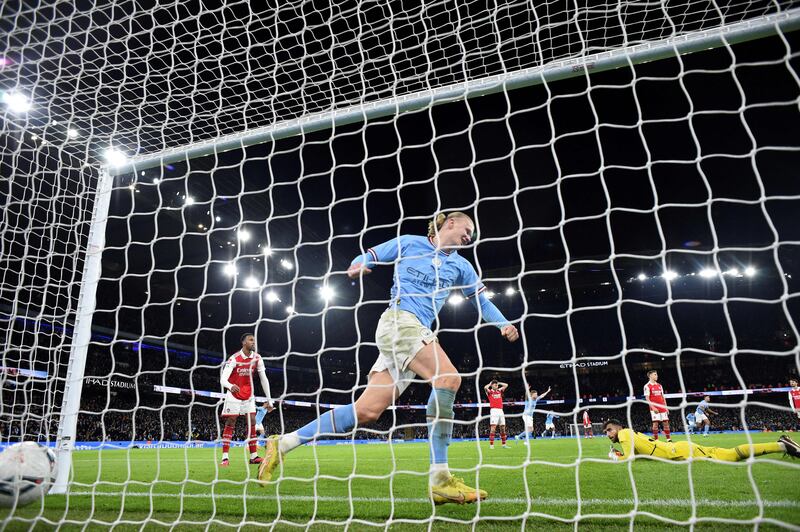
[644,384,654,410]
[791,391,797,413]
[221,356,235,391]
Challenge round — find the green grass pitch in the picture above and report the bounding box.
[2,433,799,531]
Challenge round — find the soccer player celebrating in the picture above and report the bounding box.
[789,378,800,420]
[259,212,519,506]
[484,380,509,449]
[582,410,593,439]
[515,386,551,444]
[603,419,800,461]
[644,370,671,442]
[695,395,718,437]
[542,412,559,439]
[220,333,275,466]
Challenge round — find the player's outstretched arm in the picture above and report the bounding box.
[348,237,402,278]
[539,387,552,400]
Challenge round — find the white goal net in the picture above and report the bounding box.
[1,0,799,529]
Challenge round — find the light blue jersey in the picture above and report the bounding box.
[524,397,539,416]
[545,413,558,425]
[351,234,510,329]
[696,400,709,416]
[255,406,268,426]
[687,413,695,425]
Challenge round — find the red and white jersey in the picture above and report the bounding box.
[222,350,265,401]
[789,387,800,409]
[582,411,591,426]
[487,389,504,409]
[643,382,667,413]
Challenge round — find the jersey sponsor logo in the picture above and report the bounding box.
[791,390,800,406]
[405,266,455,290]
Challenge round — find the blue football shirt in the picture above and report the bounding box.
[351,234,510,329]
[524,397,539,416]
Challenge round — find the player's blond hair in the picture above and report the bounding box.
[427,211,473,238]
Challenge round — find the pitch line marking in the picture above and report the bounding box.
[67,492,800,508]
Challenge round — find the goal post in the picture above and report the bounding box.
[50,170,114,494]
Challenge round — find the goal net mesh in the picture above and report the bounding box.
[1,0,799,528]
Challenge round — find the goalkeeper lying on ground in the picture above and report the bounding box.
[603,419,800,461]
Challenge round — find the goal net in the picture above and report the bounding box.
[1,0,799,528]
[568,423,604,439]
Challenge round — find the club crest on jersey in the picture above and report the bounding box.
[432,257,442,267]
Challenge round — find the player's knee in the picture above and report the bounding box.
[433,372,461,391]
[354,403,382,424]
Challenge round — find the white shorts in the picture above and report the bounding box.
[650,411,669,422]
[370,309,437,395]
[489,408,505,426]
[695,412,708,424]
[522,414,534,430]
[221,392,256,417]
[545,423,555,431]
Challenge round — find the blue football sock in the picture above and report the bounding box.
[426,388,456,464]
[703,424,709,435]
[255,407,267,426]
[296,404,356,444]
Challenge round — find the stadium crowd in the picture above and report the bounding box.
[1,340,797,443]
[63,391,799,443]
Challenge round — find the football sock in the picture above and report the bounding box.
[429,462,451,486]
[426,388,456,465]
[248,422,258,454]
[222,423,234,453]
[279,404,357,454]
